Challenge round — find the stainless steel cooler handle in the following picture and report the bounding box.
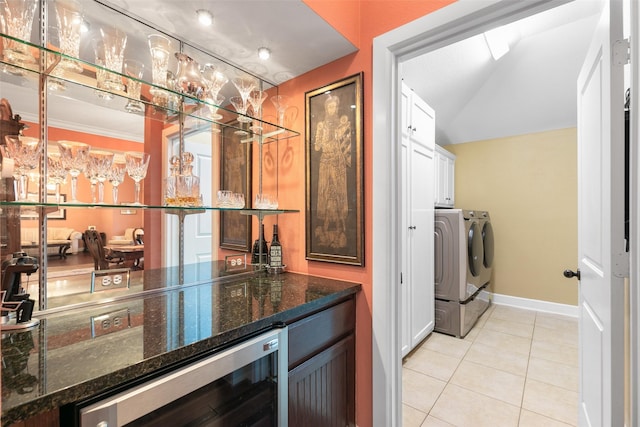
[80,327,288,427]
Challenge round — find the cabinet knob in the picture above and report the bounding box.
[412,127,416,132]
[408,226,416,230]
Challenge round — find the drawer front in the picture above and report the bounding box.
[288,298,355,369]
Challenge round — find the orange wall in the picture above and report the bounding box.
[278,2,456,425]
[21,123,144,241]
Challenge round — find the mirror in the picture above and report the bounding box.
[0,0,284,314]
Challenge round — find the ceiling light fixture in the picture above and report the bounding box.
[258,47,271,60]
[196,9,213,26]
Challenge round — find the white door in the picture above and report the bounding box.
[576,0,626,425]
[166,130,213,268]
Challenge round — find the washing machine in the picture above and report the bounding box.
[434,209,492,338]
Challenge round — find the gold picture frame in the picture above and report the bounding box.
[305,73,364,266]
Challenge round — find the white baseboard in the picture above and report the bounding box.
[492,293,578,318]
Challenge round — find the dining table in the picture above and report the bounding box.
[106,244,144,269]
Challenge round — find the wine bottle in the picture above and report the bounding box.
[269,224,283,268]
[252,223,269,265]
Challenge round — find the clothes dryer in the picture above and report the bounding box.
[434,209,491,338]
[476,211,494,288]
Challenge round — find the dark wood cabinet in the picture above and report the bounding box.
[287,298,356,427]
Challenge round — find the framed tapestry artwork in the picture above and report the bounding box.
[305,72,364,266]
[220,121,252,251]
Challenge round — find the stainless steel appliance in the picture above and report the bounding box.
[69,327,288,427]
[434,209,492,337]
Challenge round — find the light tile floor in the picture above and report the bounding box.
[402,304,578,427]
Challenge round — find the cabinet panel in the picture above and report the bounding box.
[288,298,355,369]
[7,408,59,427]
[288,335,355,427]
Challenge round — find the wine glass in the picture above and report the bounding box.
[99,26,127,91]
[229,96,250,135]
[0,0,38,69]
[92,39,114,101]
[57,140,90,202]
[54,0,83,73]
[88,150,114,203]
[124,59,145,113]
[205,94,225,123]
[47,153,67,203]
[3,135,42,201]
[201,64,228,101]
[248,90,268,131]
[124,152,151,205]
[148,34,172,93]
[231,76,256,123]
[108,160,126,204]
[270,95,290,127]
[83,160,99,203]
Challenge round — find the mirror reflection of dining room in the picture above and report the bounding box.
[10,121,146,307]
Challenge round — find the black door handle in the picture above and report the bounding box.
[563,269,581,280]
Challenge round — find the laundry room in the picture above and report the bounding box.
[402,0,603,311]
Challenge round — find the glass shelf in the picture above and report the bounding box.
[0,33,299,144]
[0,200,298,216]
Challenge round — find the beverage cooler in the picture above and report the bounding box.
[61,327,288,427]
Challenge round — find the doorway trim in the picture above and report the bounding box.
[371,0,576,425]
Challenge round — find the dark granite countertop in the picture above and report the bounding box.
[1,272,361,426]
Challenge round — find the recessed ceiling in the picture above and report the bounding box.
[402,1,602,146]
[3,0,358,142]
[100,0,358,86]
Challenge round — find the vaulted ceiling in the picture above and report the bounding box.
[402,1,602,146]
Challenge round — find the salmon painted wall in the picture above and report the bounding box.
[273,2,457,425]
[21,123,144,242]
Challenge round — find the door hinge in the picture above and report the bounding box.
[613,251,629,278]
[613,38,630,66]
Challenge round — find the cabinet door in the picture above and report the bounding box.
[400,136,411,357]
[401,82,412,141]
[410,95,435,150]
[409,142,435,347]
[288,334,355,427]
[445,156,455,206]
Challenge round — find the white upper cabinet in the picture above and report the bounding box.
[434,145,455,208]
[401,82,435,151]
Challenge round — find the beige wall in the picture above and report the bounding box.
[446,128,578,305]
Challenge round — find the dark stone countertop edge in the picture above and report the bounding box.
[2,283,361,426]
